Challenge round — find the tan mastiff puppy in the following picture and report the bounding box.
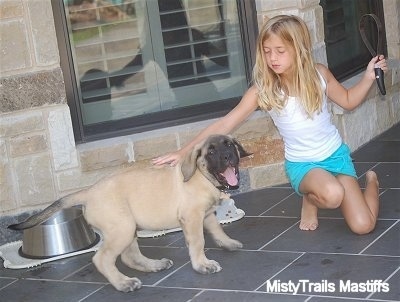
[9,135,250,292]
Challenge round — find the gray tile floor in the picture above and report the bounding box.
[1,123,399,302]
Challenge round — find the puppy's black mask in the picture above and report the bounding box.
[205,136,251,190]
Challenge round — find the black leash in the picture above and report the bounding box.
[359,14,386,95]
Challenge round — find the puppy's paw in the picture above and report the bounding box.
[155,258,174,271]
[116,277,142,292]
[217,238,243,251]
[132,258,174,272]
[194,259,222,274]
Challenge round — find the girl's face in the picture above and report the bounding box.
[262,33,294,77]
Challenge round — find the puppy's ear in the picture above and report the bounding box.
[233,138,252,158]
[181,145,201,182]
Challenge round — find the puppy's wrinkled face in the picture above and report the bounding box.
[199,135,242,189]
[181,135,251,189]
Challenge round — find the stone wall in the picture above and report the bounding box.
[0,0,399,245]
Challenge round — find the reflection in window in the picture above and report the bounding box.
[63,0,247,125]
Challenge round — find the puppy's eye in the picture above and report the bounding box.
[208,146,216,155]
[225,141,233,147]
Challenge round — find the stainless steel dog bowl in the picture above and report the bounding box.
[20,208,98,259]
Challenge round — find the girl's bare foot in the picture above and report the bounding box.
[364,170,380,220]
[365,170,379,187]
[300,195,319,231]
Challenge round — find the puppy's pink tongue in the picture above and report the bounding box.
[222,167,238,186]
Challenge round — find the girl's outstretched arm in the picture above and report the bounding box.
[152,85,259,166]
[317,55,387,111]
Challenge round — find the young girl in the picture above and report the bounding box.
[153,15,387,235]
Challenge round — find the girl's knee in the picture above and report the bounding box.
[348,217,376,235]
[319,182,344,209]
[349,219,376,235]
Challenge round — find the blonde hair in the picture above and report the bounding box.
[253,15,323,117]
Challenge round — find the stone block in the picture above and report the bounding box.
[9,133,48,157]
[256,0,298,11]
[178,130,200,148]
[0,68,66,112]
[56,168,116,193]
[79,142,132,171]
[342,99,377,151]
[0,161,16,212]
[0,138,6,160]
[233,113,280,140]
[313,42,327,65]
[375,97,394,134]
[0,0,23,19]
[134,134,177,161]
[314,6,325,43]
[248,162,288,189]
[48,107,79,171]
[26,0,58,65]
[260,10,299,24]
[297,0,320,9]
[383,1,400,59]
[390,90,400,121]
[14,154,56,207]
[0,19,31,72]
[0,111,44,137]
[0,139,15,212]
[299,9,321,45]
[239,137,284,168]
[390,59,400,86]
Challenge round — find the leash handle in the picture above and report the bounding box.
[359,14,386,95]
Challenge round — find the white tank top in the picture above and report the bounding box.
[268,74,342,162]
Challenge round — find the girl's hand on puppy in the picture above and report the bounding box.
[152,151,183,167]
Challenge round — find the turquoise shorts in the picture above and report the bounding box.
[285,143,357,195]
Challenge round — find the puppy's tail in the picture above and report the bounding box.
[8,190,88,231]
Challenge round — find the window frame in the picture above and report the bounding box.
[51,0,258,143]
[52,1,385,144]
[320,0,387,81]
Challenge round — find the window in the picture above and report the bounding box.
[52,0,257,142]
[320,0,386,80]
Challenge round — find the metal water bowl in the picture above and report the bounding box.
[20,207,98,259]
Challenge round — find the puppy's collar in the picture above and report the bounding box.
[217,185,239,191]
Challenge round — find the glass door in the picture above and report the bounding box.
[63,0,248,125]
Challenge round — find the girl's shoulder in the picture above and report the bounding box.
[315,63,328,75]
[315,63,334,84]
